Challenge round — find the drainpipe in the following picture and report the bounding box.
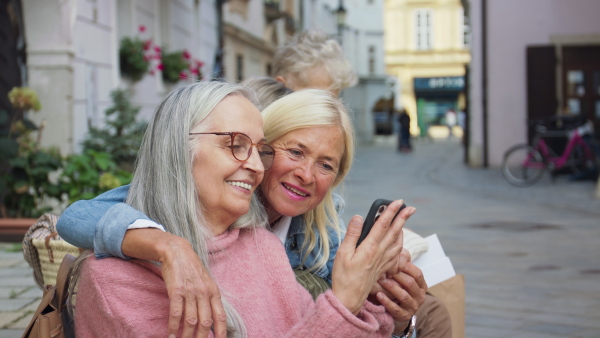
[481,0,488,167]
[212,0,225,80]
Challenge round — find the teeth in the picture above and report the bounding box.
[227,181,252,190]
[283,183,307,197]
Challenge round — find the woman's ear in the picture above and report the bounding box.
[275,76,287,87]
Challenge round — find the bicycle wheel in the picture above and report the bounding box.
[502,144,545,186]
[569,138,600,176]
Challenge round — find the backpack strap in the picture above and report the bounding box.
[55,254,76,312]
[21,254,76,338]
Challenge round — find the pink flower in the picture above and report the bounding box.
[190,67,199,75]
[183,50,191,60]
[143,40,152,51]
[157,64,164,71]
[138,25,146,33]
[179,72,187,80]
[196,60,205,67]
[154,46,162,53]
[143,55,150,61]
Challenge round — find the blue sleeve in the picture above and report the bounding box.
[56,185,152,259]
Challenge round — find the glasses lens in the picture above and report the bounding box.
[259,144,275,170]
[232,133,252,161]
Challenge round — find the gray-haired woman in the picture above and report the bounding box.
[72,81,412,337]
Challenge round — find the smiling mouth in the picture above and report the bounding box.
[227,181,252,191]
[282,183,308,197]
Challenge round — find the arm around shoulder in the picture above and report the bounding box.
[56,185,156,259]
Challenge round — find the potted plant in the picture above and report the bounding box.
[119,25,161,82]
[0,87,63,238]
[161,49,204,84]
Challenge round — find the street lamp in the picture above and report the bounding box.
[335,0,346,45]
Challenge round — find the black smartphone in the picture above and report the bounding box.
[356,199,406,247]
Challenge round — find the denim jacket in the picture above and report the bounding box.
[285,194,346,285]
[56,185,347,284]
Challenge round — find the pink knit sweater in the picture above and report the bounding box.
[75,227,394,337]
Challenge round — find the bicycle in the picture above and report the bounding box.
[502,119,600,186]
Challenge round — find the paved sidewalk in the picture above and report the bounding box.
[1,138,599,337]
[0,243,41,338]
[341,137,600,338]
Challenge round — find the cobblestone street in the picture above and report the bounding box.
[2,138,599,337]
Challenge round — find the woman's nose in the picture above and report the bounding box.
[243,146,265,173]
[293,160,315,183]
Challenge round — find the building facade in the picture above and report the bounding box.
[384,0,470,137]
[302,0,393,143]
[464,0,600,167]
[11,0,294,155]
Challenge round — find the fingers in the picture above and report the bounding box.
[182,296,198,338]
[195,296,213,338]
[378,203,416,252]
[392,248,411,275]
[339,215,364,250]
[376,289,414,323]
[210,293,227,338]
[367,200,406,245]
[168,294,185,337]
[402,262,427,294]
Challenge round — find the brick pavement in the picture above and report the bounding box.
[1,138,599,337]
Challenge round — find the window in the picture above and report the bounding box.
[368,46,375,74]
[460,8,471,48]
[236,54,244,82]
[414,9,432,50]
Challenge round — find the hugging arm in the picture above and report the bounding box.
[56,185,152,258]
[56,185,227,338]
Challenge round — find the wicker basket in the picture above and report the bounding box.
[32,234,81,286]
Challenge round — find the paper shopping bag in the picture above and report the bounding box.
[427,274,465,338]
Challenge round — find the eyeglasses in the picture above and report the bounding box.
[189,132,275,170]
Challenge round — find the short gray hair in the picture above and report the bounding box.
[127,81,267,337]
[273,30,357,92]
[240,76,292,108]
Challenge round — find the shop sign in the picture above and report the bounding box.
[414,77,465,91]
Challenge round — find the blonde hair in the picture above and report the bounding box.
[261,89,355,272]
[273,30,357,93]
[241,76,292,109]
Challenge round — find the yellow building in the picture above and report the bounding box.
[385,0,470,136]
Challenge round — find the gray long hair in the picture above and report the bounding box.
[126,81,267,337]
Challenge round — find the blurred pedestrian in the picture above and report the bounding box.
[398,109,412,152]
[445,108,457,138]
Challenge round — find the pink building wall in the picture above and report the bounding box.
[468,0,600,167]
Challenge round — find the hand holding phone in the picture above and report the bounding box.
[356,199,407,247]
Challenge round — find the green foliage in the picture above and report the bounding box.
[0,88,63,218]
[8,87,41,112]
[60,150,132,204]
[162,51,189,83]
[119,36,151,82]
[81,89,147,171]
